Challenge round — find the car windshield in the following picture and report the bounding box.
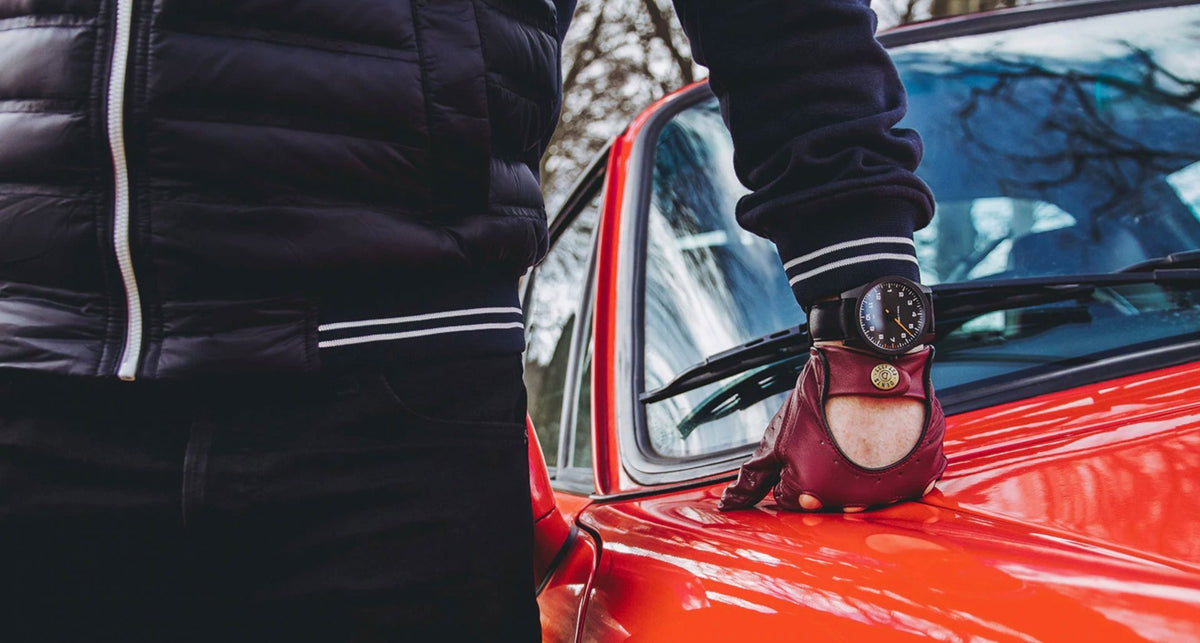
[641,4,1200,459]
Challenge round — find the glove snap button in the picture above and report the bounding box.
[870,363,900,391]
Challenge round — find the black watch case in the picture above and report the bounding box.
[808,276,934,356]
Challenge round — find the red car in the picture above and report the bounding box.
[525,1,1200,639]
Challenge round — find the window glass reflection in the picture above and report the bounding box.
[525,192,601,470]
[641,5,1200,461]
[896,5,1200,283]
[1166,161,1200,221]
[643,103,798,392]
[642,103,798,456]
[569,341,593,470]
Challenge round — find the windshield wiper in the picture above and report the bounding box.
[932,269,1200,325]
[643,267,1200,405]
[675,355,808,438]
[640,325,809,404]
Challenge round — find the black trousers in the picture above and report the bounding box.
[0,355,539,642]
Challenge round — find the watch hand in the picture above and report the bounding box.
[893,317,915,337]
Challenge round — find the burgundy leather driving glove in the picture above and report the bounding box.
[719,344,947,512]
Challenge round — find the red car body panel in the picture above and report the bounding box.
[562,363,1200,641]
[591,127,629,498]
[530,422,575,588]
[538,529,600,641]
[939,360,1200,569]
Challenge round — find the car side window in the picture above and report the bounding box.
[523,188,601,483]
[556,325,593,490]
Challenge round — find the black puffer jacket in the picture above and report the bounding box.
[1,0,562,379]
[1,0,931,380]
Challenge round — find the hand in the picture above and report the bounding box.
[718,344,946,513]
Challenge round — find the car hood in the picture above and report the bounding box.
[580,361,1200,640]
[935,360,1200,578]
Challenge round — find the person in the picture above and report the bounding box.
[0,0,944,640]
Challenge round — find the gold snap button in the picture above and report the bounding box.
[871,363,900,391]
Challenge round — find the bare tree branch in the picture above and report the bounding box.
[542,0,705,210]
[562,1,608,96]
[641,0,694,85]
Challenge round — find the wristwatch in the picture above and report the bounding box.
[807,276,934,356]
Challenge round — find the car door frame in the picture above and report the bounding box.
[590,82,761,495]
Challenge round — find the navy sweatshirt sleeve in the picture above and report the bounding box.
[672,0,935,307]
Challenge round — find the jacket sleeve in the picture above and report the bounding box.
[671,0,934,307]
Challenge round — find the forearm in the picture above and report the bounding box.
[672,0,934,306]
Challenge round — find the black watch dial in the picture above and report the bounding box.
[856,280,927,354]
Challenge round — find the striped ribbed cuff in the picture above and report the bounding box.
[772,203,921,308]
[316,272,526,368]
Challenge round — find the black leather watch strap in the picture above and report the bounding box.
[807,277,934,353]
[807,300,852,343]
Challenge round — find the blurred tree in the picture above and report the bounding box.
[542,0,702,212]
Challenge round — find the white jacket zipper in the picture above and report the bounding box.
[106,0,143,381]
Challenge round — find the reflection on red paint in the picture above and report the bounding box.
[537,529,599,643]
[567,363,1200,641]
